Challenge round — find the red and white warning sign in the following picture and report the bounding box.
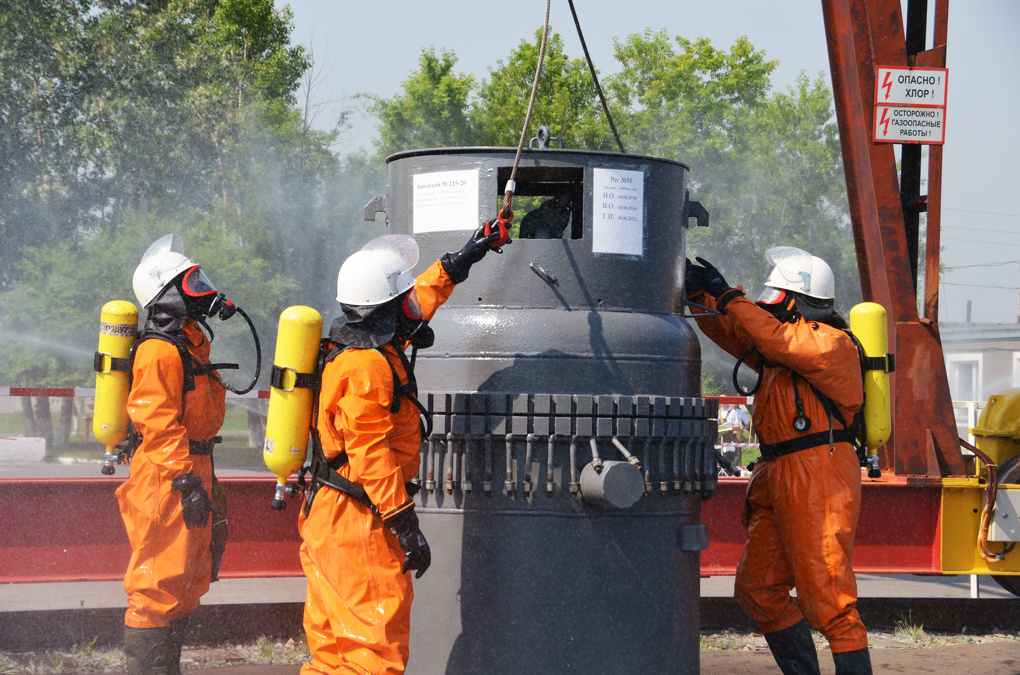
[875,66,948,107]
[874,66,948,145]
[874,105,945,144]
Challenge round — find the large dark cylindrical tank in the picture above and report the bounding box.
[370,146,716,674]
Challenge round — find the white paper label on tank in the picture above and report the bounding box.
[592,168,644,256]
[412,169,480,233]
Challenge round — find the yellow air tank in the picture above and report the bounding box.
[93,300,139,475]
[850,302,894,475]
[264,305,323,509]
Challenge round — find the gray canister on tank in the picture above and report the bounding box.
[367,146,717,674]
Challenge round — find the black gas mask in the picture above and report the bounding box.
[755,287,800,323]
[179,265,237,320]
[755,287,847,329]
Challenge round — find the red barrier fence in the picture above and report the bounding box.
[1,390,942,582]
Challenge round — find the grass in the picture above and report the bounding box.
[245,635,309,665]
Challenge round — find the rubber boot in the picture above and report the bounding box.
[762,618,821,675]
[124,625,172,675]
[167,616,190,675]
[832,647,873,675]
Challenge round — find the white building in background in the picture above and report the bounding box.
[940,322,1020,436]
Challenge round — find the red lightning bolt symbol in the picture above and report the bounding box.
[880,108,891,135]
[881,72,893,100]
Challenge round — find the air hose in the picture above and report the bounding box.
[209,305,262,395]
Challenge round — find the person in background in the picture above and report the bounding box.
[685,246,870,675]
[724,404,751,440]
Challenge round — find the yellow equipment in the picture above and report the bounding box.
[93,300,139,475]
[849,302,893,475]
[264,305,323,509]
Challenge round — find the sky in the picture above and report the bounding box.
[274,0,1020,324]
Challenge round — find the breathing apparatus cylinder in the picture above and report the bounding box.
[849,302,893,475]
[264,305,323,509]
[93,300,139,475]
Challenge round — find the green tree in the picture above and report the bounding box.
[608,31,776,170]
[369,48,476,159]
[0,0,372,392]
[73,0,311,221]
[472,30,612,150]
[0,217,294,442]
[0,0,88,284]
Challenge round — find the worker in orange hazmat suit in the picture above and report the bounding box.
[117,234,257,674]
[299,222,508,674]
[686,247,871,675]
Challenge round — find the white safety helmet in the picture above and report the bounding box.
[336,234,419,306]
[132,234,197,308]
[759,246,835,301]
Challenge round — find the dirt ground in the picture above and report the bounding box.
[700,632,1020,674]
[2,630,1018,674]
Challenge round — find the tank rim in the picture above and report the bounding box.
[385,146,691,170]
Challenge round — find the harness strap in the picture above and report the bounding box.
[301,342,428,516]
[269,364,321,391]
[189,436,222,456]
[311,452,380,516]
[93,352,132,374]
[134,331,200,394]
[759,429,856,461]
[308,451,420,517]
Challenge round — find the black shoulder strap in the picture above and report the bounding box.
[133,330,197,394]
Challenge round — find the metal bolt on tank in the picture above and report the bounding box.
[366,143,716,674]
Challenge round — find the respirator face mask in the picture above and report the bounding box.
[178,265,260,393]
[181,266,236,320]
[755,287,799,323]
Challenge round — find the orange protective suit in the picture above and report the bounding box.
[116,319,226,629]
[692,292,867,654]
[300,260,455,675]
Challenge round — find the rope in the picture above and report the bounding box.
[567,0,625,153]
[503,0,551,218]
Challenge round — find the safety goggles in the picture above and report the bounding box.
[181,265,218,298]
[402,287,423,320]
[755,287,787,306]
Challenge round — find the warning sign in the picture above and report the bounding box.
[874,105,945,144]
[412,169,480,233]
[875,66,948,107]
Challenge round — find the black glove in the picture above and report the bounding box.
[684,258,707,297]
[171,472,214,530]
[440,219,507,284]
[690,256,731,299]
[384,505,431,578]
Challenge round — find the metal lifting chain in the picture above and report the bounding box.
[503,0,551,219]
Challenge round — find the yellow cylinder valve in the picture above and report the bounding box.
[93,300,139,475]
[264,305,323,509]
[850,302,894,477]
